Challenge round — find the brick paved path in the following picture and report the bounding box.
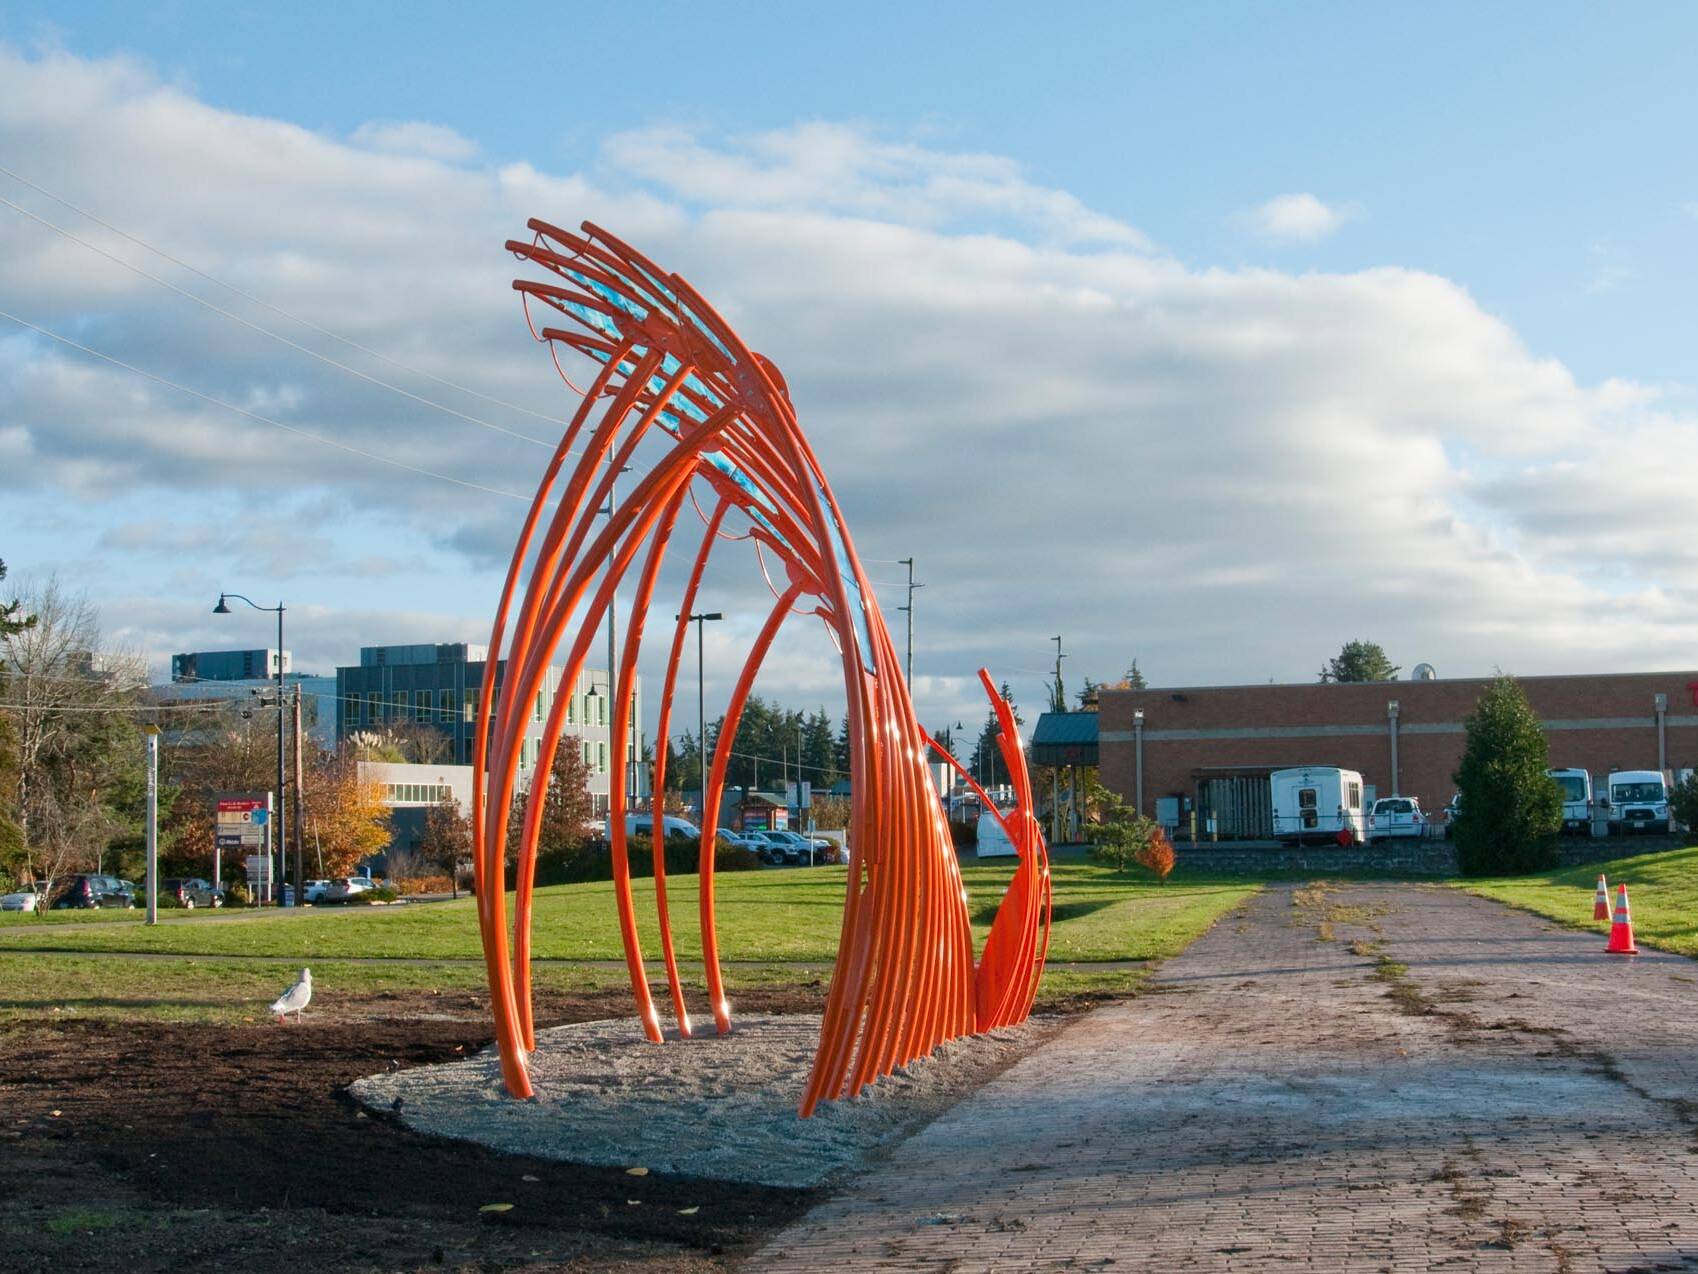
[747,883,1698,1272]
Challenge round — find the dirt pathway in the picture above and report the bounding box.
[747,883,1698,1272]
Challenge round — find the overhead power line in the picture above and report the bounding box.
[0,161,567,427]
[0,191,555,450]
[0,306,529,501]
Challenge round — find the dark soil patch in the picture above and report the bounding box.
[0,985,831,1272]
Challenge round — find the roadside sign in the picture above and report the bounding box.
[216,794,270,850]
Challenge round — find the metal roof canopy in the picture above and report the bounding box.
[1031,712,1099,767]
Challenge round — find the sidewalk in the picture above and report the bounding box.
[747,883,1698,1271]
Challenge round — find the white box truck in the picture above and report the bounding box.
[975,810,1017,857]
[1270,767,1367,846]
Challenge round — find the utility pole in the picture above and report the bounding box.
[1051,634,1067,712]
[144,726,159,925]
[292,684,305,904]
[897,557,922,690]
[678,611,724,812]
[1051,635,1067,842]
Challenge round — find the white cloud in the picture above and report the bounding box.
[1247,192,1353,243]
[1,43,1694,733]
[350,119,479,162]
[602,122,1150,249]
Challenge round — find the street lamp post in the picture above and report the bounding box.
[214,592,290,906]
[676,611,723,811]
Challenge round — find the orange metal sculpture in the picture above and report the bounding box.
[473,220,1051,1116]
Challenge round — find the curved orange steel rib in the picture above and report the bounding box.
[475,219,1052,1115]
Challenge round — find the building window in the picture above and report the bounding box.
[582,740,593,768]
[597,741,608,773]
[534,691,543,723]
[567,693,578,725]
[394,691,409,717]
[464,690,476,722]
[437,689,452,722]
[367,692,380,723]
[519,738,529,770]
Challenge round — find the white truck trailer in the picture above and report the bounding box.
[1270,766,1368,846]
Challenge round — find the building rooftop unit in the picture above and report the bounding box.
[358,643,488,667]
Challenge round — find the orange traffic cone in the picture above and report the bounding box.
[1605,883,1639,955]
[1593,874,1610,921]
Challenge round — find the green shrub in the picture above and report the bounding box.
[154,891,183,910]
[1085,792,1162,873]
[1672,773,1698,835]
[1452,676,1562,875]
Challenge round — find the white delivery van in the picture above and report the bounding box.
[1270,767,1367,846]
[1546,768,1593,834]
[975,810,1017,857]
[1603,770,1672,835]
[624,813,702,841]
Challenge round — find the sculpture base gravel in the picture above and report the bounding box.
[351,1014,1043,1187]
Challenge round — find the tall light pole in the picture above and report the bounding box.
[897,557,922,690]
[602,464,634,823]
[677,612,723,810]
[215,592,289,906]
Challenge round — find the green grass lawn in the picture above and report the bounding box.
[1460,844,1698,958]
[0,860,1256,1023]
[0,859,1255,964]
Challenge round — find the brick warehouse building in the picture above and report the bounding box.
[1094,671,1698,837]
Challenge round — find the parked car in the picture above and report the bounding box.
[745,829,811,865]
[0,889,43,913]
[160,877,224,909]
[323,876,376,903]
[50,874,134,909]
[303,879,332,903]
[1369,796,1425,842]
[714,828,762,854]
[1603,770,1672,835]
[1442,792,1462,838]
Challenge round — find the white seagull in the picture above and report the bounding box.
[270,968,312,1024]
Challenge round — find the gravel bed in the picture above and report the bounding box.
[351,1013,1043,1187]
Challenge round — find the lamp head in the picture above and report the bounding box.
[212,595,231,615]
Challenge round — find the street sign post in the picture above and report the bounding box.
[216,792,272,899]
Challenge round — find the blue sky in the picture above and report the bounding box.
[13,2,1694,389]
[0,5,1695,732]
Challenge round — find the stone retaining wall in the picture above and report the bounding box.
[1169,835,1683,877]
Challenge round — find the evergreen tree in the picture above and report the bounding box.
[1124,659,1147,690]
[801,709,838,789]
[1326,640,1399,683]
[833,714,852,782]
[1075,676,1101,710]
[1451,676,1562,875]
[971,683,1023,789]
